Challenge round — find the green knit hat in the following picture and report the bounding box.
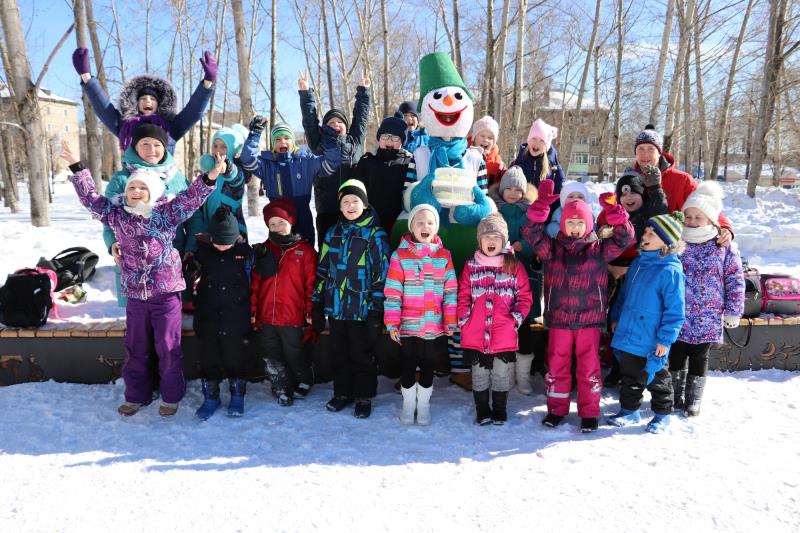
[417,52,473,112]
[647,211,685,246]
[270,122,296,151]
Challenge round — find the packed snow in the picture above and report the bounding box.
[1,180,799,532]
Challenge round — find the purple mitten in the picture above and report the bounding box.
[200,51,218,83]
[72,48,90,76]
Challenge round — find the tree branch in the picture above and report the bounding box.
[34,23,76,92]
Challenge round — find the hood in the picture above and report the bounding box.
[556,229,599,253]
[118,74,178,121]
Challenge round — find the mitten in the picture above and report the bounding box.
[253,247,278,278]
[302,325,319,344]
[72,48,90,76]
[527,179,559,223]
[311,302,326,334]
[723,315,740,329]
[641,164,662,188]
[248,115,268,134]
[321,124,338,138]
[409,174,441,213]
[600,192,629,227]
[453,186,493,225]
[199,51,218,83]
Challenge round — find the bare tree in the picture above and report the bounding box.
[110,0,126,82]
[663,0,692,154]
[0,1,73,225]
[453,0,463,73]
[321,0,335,108]
[73,0,103,189]
[492,0,512,123]
[270,0,278,128]
[511,0,528,154]
[692,0,710,177]
[611,0,624,180]
[649,0,675,126]
[483,0,495,115]
[380,0,389,116]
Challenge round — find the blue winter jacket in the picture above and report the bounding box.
[240,127,341,246]
[510,144,565,194]
[313,206,390,321]
[185,161,249,253]
[610,250,686,360]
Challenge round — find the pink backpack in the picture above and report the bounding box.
[760,274,800,315]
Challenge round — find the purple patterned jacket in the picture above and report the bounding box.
[69,168,214,301]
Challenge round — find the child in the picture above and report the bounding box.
[522,179,633,432]
[545,180,592,239]
[73,47,215,152]
[352,116,415,234]
[510,118,565,194]
[608,212,687,433]
[384,204,457,425]
[397,100,429,153]
[251,198,318,406]
[240,118,341,247]
[671,182,744,416]
[458,213,533,425]
[299,71,372,249]
[487,166,540,394]
[468,115,506,186]
[312,180,390,419]
[192,206,253,419]
[61,141,222,417]
[186,124,251,254]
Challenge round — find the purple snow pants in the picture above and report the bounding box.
[545,328,602,418]
[123,292,186,404]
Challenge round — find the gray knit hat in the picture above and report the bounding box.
[499,166,527,196]
[476,213,509,244]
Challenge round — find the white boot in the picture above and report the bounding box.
[399,384,417,425]
[515,353,534,395]
[416,385,433,426]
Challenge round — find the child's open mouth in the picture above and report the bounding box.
[623,199,638,210]
[420,232,430,239]
[429,104,466,126]
[279,147,288,153]
[487,245,497,253]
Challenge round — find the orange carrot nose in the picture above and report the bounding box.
[443,94,454,106]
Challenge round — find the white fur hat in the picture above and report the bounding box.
[560,181,590,208]
[682,180,724,224]
[126,168,166,203]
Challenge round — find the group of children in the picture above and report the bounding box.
[63,47,745,434]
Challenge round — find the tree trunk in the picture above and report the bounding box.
[709,0,753,182]
[748,0,788,197]
[231,0,259,214]
[0,127,20,212]
[380,0,389,117]
[330,0,351,113]
[145,0,151,72]
[73,0,104,189]
[453,0,463,73]
[511,0,527,161]
[692,0,710,177]
[682,47,692,173]
[270,0,278,129]
[110,0,126,82]
[649,0,675,126]
[663,0,690,154]
[321,0,335,108]
[484,0,495,116]
[612,0,624,180]
[492,0,511,125]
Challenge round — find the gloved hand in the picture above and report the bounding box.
[249,115,268,134]
[600,192,629,226]
[641,164,661,188]
[253,246,278,278]
[527,179,559,223]
[453,186,493,225]
[724,315,740,329]
[302,325,320,344]
[311,302,326,335]
[72,47,90,76]
[321,124,338,138]
[409,174,441,213]
[199,51,217,83]
[366,309,383,345]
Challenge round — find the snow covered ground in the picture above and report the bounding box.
[1,180,799,532]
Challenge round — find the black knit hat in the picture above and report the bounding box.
[338,179,368,206]
[137,86,160,102]
[322,108,349,131]
[615,169,645,199]
[132,122,169,149]
[208,206,240,245]
[397,101,418,118]
[376,117,407,141]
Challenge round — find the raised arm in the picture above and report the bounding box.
[348,71,372,146]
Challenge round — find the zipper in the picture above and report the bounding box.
[271,246,290,321]
[598,286,603,313]
[547,285,553,309]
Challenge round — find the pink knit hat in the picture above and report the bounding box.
[560,199,593,238]
[527,118,558,152]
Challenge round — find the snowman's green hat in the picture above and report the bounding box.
[417,52,474,112]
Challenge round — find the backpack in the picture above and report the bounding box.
[37,246,99,292]
[741,263,762,318]
[0,268,56,327]
[760,274,800,315]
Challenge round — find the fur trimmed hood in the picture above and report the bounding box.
[119,74,178,121]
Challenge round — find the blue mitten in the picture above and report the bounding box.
[453,186,493,225]
[409,174,441,212]
[644,352,667,385]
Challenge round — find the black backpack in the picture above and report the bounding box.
[0,269,54,327]
[741,260,762,319]
[37,247,99,292]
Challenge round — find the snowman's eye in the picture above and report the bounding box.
[454,92,463,100]
[433,91,442,100]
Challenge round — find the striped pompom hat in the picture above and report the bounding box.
[647,211,685,246]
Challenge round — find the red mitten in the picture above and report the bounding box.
[302,325,319,344]
[527,179,560,223]
[601,193,629,226]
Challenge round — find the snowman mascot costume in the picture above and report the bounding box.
[403,52,495,389]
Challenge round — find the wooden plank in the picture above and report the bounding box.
[17,329,37,338]
[0,328,19,338]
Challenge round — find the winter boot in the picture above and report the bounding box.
[416,385,433,426]
[491,391,508,425]
[195,379,221,420]
[684,375,707,417]
[294,383,312,399]
[580,417,599,433]
[158,402,179,417]
[646,413,671,434]
[473,390,492,425]
[117,402,146,416]
[671,369,687,411]
[542,413,564,428]
[515,353,534,395]
[399,384,417,425]
[326,396,354,412]
[227,378,246,417]
[354,399,372,419]
[607,408,641,427]
[276,391,294,407]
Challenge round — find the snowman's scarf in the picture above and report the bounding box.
[425,137,468,178]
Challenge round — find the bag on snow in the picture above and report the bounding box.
[0,268,57,327]
[37,246,99,292]
[760,274,800,315]
[741,263,762,318]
